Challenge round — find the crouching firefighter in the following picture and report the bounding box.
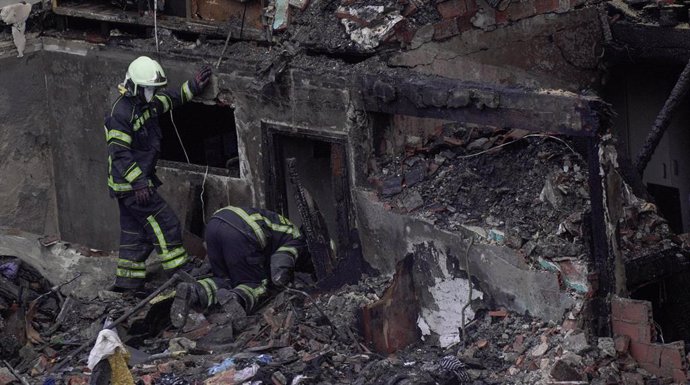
[105,56,212,292]
[170,206,307,328]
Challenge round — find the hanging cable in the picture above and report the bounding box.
[169,110,190,164]
[154,0,159,53]
[200,164,209,224]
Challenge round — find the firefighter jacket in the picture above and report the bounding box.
[211,206,306,270]
[104,81,196,195]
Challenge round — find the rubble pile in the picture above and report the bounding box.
[617,182,682,261]
[0,249,678,385]
[373,125,590,267]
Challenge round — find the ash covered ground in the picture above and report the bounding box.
[0,256,667,385]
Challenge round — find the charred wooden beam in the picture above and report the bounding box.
[587,137,614,337]
[610,22,690,64]
[635,58,690,174]
[360,74,606,137]
[52,3,264,40]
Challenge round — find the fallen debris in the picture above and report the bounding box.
[0,2,32,57]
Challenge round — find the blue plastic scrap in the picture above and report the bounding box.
[207,358,235,375]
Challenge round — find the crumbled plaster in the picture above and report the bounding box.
[419,276,484,347]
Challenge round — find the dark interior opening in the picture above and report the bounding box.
[159,102,239,177]
[264,127,354,258]
[647,183,684,233]
[631,271,690,350]
[371,112,392,157]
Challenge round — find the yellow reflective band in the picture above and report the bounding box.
[124,165,143,183]
[250,213,300,239]
[155,94,170,111]
[161,253,188,270]
[117,259,147,270]
[132,111,151,131]
[103,125,108,141]
[224,207,266,249]
[160,246,186,262]
[108,177,133,192]
[107,130,132,144]
[146,215,168,254]
[109,141,131,150]
[277,246,298,260]
[182,81,193,102]
[116,268,146,279]
[236,285,256,309]
[198,278,217,307]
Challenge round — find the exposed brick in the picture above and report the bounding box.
[611,297,652,324]
[432,18,460,40]
[457,13,476,32]
[660,342,685,370]
[612,320,641,343]
[673,369,688,383]
[437,0,467,19]
[494,10,509,24]
[534,0,558,14]
[506,0,536,21]
[643,343,663,365]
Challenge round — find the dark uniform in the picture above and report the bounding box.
[196,206,306,313]
[105,81,196,289]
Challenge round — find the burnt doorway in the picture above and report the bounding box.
[263,124,354,259]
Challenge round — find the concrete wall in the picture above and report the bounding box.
[41,40,253,249]
[389,7,604,92]
[0,52,58,235]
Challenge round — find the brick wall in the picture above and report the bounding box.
[611,296,688,383]
[430,0,585,41]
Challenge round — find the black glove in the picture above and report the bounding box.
[190,65,212,95]
[134,186,151,205]
[271,268,293,288]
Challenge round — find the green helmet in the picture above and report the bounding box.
[126,56,167,89]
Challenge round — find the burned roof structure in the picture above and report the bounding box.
[3,0,690,382]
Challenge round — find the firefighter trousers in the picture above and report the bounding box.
[114,190,190,289]
[197,216,271,314]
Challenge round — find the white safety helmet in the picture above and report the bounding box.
[124,56,167,97]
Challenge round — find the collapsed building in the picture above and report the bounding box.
[3,0,690,382]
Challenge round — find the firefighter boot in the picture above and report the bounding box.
[170,281,208,328]
[217,289,247,321]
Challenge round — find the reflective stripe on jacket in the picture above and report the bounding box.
[104,82,195,194]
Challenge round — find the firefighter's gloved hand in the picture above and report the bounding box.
[190,65,212,95]
[271,268,293,288]
[270,252,296,288]
[134,186,151,205]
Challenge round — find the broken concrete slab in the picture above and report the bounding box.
[355,189,575,323]
[0,228,117,300]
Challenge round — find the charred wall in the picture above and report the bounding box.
[0,54,58,235]
[40,41,253,249]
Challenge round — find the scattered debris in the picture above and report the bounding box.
[0,2,32,57]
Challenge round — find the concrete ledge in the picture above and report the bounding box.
[0,227,117,300]
[355,189,575,322]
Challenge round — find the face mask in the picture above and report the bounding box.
[144,87,156,103]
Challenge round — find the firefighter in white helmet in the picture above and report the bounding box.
[104,56,212,293]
